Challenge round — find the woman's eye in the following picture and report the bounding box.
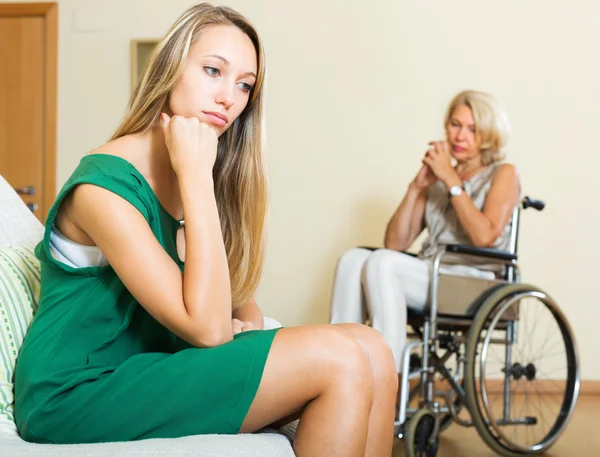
[204,66,220,76]
[238,82,252,92]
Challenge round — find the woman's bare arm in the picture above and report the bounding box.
[69,174,233,348]
[384,184,427,251]
[445,164,521,247]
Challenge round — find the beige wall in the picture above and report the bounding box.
[6,0,599,379]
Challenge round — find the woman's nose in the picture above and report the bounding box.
[216,83,235,108]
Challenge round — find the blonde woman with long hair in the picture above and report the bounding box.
[14,3,397,456]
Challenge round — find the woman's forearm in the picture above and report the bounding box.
[384,185,427,251]
[179,172,233,345]
[444,176,496,247]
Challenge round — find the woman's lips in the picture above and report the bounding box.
[202,111,228,127]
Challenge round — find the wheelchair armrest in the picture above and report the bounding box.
[444,244,517,262]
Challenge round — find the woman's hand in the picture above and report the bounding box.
[422,141,460,187]
[232,318,255,335]
[411,164,438,190]
[160,113,218,178]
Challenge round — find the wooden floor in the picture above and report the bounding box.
[392,395,600,457]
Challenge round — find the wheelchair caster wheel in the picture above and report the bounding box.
[404,408,439,457]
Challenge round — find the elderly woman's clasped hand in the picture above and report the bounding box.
[422,140,461,187]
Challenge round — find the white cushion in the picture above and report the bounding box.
[0,176,43,249]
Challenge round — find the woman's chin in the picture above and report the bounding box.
[451,150,474,161]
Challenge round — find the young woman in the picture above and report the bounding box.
[15,4,397,457]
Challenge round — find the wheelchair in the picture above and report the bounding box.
[391,196,580,457]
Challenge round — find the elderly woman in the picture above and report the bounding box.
[330,89,520,372]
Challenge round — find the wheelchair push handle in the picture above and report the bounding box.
[522,196,545,211]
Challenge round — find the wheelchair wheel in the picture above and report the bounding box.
[404,407,439,457]
[464,283,579,456]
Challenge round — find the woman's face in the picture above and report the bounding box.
[445,104,483,162]
[169,24,258,136]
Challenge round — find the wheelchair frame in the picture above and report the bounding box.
[394,197,580,457]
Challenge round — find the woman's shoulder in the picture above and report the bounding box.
[493,161,517,171]
[53,142,154,223]
[490,162,520,182]
[84,136,140,161]
[474,162,519,187]
[78,137,141,172]
[67,137,147,185]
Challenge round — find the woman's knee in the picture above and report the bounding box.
[337,248,373,272]
[362,248,401,274]
[366,328,398,387]
[337,324,398,384]
[361,324,396,366]
[316,327,375,398]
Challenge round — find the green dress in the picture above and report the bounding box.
[14,154,281,444]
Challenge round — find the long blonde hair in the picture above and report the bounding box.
[444,90,511,165]
[111,3,268,307]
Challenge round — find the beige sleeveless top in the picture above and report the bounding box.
[419,162,514,264]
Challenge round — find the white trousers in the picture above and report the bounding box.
[329,248,496,372]
[329,248,430,372]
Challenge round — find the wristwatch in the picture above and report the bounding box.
[448,185,464,198]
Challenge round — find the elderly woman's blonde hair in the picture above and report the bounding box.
[444,90,511,165]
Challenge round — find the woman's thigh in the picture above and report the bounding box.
[363,249,431,310]
[239,324,373,433]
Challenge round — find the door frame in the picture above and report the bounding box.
[0,2,57,220]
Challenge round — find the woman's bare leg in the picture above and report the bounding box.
[334,323,397,457]
[239,325,375,457]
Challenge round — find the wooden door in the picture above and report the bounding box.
[0,3,57,223]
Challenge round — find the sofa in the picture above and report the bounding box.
[0,173,296,456]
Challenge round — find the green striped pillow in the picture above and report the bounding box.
[0,246,40,433]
